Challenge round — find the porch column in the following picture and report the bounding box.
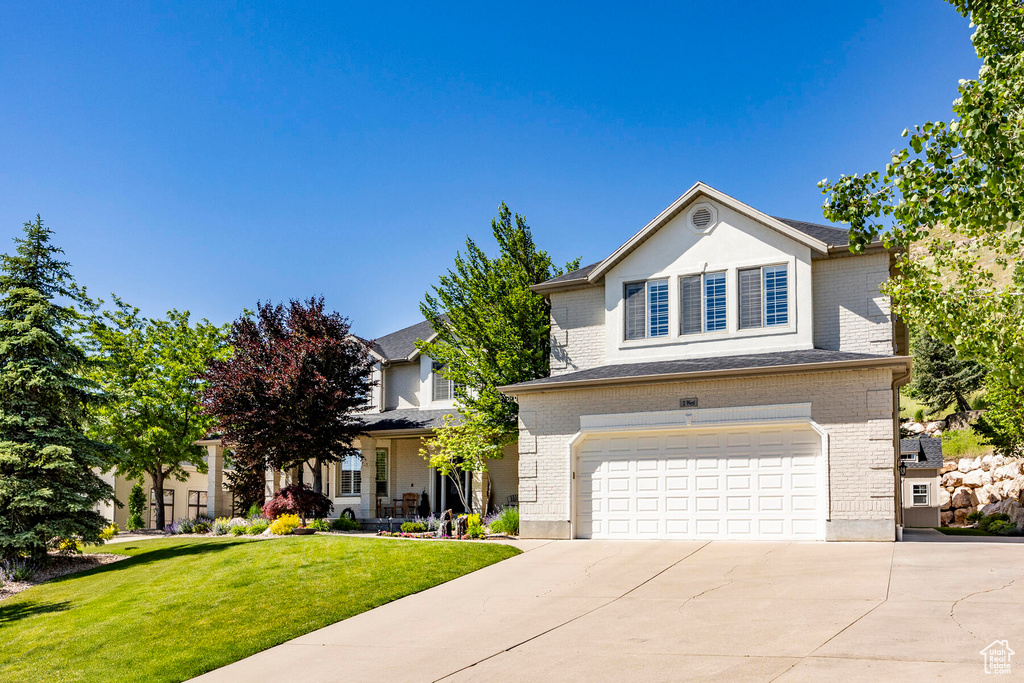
[206,444,223,518]
[473,471,486,515]
[359,437,376,519]
[265,468,284,502]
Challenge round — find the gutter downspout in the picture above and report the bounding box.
[892,360,913,537]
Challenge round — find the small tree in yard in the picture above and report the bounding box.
[262,484,332,525]
[0,217,115,561]
[203,298,375,497]
[222,448,266,516]
[89,299,229,531]
[909,331,985,415]
[420,414,503,514]
[126,482,147,531]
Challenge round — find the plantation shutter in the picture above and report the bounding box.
[738,267,763,329]
[679,275,702,335]
[624,282,646,340]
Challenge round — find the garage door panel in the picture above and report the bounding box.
[576,424,824,541]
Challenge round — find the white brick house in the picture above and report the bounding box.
[501,182,912,541]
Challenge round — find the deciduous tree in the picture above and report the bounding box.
[202,298,375,497]
[820,1,1024,382]
[0,216,115,561]
[89,299,228,531]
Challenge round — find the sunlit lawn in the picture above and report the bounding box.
[0,536,520,683]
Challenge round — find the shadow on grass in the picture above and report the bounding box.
[0,599,71,624]
[56,539,251,585]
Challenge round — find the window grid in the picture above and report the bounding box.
[187,490,207,519]
[704,272,727,332]
[624,282,646,340]
[912,483,928,506]
[764,265,788,326]
[647,280,669,337]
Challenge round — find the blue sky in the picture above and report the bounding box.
[0,1,979,338]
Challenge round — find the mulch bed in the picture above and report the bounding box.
[0,552,127,602]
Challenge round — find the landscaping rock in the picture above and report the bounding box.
[946,410,986,431]
[982,499,1024,528]
[962,470,986,488]
[941,510,954,526]
[905,422,925,435]
[958,458,975,473]
[954,508,971,525]
[976,487,993,506]
[939,488,952,511]
[942,471,965,488]
[940,460,958,475]
[951,487,978,509]
[924,421,946,436]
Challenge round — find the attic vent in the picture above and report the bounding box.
[692,207,713,228]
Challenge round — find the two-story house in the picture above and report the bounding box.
[502,182,912,541]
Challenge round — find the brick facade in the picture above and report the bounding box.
[517,367,896,541]
[549,285,605,375]
[812,251,893,355]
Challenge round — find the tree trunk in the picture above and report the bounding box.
[954,391,972,414]
[152,469,166,531]
[311,458,323,495]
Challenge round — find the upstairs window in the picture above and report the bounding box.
[679,272,727,334]
[432,362,454,401]
[738,264,789,329]
[624,279,668,340]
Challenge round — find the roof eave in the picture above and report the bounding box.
[499,355,912,395]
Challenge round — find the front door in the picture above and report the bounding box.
[433,470,471,515]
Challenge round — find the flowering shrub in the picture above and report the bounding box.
[465,514,484,539]
[486,507,519,536]
[269,514,301,535]
[192,518,212,534]
[414,514,440,531]
[98,523,120,541]
[212,518,232,536]
[262,485,333,523]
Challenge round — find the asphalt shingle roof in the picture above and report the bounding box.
[360,408,459,432]
[370,318,439,361]
[900,436,944,469]
[505,349,902,390]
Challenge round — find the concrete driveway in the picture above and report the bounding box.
[194,532,1024,682]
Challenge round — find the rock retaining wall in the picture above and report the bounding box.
[939,454,1024,526]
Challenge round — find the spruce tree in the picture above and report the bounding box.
[0,216,114,561]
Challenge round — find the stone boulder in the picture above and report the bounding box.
[939,488,952,511]
[924,421,946,436]
[976,487,994,506]
[905,422,925,435]
[946,410,986,432]
[942,471,965,488]
[993,463,1019,481]
[940,460,958,475]
[982,453,1006,471]
[963,470,987,488]
[941,510,954,526]
[954,508,971,525]
[958,457,977,473]
[981,499,1024,528]
[951,486,978,509]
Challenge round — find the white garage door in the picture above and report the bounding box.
[575,425,824,540]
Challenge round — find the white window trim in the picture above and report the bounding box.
[623,278,670,341]
[338,453,362,497]
[912,483,929,506]
[900,451,917,462]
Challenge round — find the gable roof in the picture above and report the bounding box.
[584,182,831,284]
[899,437,944,469]
[370,318,439,362]
[532,183,859,294]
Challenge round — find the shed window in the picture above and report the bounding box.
[912,483,929,506]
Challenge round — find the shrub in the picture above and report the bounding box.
[269,514,301,535]
[401,521,427,533]
[978,512,1011,533]
[463,514,485,539]
[988,519,1017,535]
[54,538,83,555]
[98,523,120,542]
[330,517,360,532]
[177,518,195,534]
[212,518,231,536]
[262,484,333,523]
[913,407,925,423]
[248,503,264,520]
[487,506,519,536]
[192,520,211,534]
[307,518,331,532]
[230,524,248,536]
[247,520,269,535]
[126,482,147,531]
[2,559,37,582]
[966,509,985,523]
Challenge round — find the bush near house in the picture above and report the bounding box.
[262,484,332,524]
[269,514,301,535]
[330,517,360,532]
[487,506,519,536]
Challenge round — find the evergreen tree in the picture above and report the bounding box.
[0,216,115,561]
[418,203,579,441]
[909,331,986,414]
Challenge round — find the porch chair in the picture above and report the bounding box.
[377,497,395,518]
[402,492,419,518]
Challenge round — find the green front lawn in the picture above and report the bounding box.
[935,526,993,536]
[0,536,519,683]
